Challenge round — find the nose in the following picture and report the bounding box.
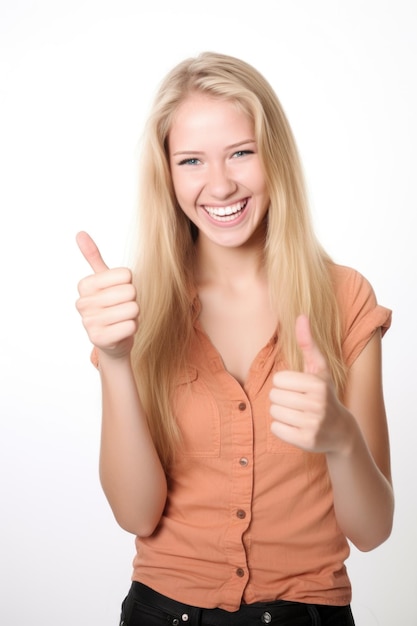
[206,163,237,199]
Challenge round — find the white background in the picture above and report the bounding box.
[0,1,416,624]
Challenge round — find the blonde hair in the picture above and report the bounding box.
[131,52,346,470]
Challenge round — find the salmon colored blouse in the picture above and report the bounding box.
[125,265,391,611]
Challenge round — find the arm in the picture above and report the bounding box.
[76,232,167,536]
[326,329,394,551]
[269,315,394,552]
[97,352,167,537]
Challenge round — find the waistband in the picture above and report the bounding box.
[127,582,352,625]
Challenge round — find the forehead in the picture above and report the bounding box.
[168,93,254,148]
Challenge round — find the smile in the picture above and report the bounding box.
[203,199,248,222]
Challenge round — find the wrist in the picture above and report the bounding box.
[328,408,361,459]
[96,347,133,372]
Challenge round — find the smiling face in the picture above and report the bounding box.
[168,92,270,250]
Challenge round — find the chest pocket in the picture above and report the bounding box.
[173,367,221,457]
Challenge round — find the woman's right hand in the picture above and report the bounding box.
[76,232,167,536]
[76,231,139,360]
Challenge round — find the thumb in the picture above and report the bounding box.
[76,231,109,273]
[295,314,329,377]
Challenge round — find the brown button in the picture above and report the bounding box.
[236,568,245,577]
[236,509,246,519]
[239,457,249,467]
[238,402,246,411]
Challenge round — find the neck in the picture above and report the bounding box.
[194,230,267,290]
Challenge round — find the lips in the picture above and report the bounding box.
[203,199,248,222]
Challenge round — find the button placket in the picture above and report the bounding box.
[223,392,252,601]
[171,616,190,626]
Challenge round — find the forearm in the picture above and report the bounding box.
[326,415,394,551]
[98,351,167,536]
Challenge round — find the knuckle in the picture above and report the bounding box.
[129,283,137,301]
[89,327,105,346]
[126,284,137,302]
[118,267,133,283]
[76,299,90,317]
[77,277,89,295]
[126,319,138,336]
[128,302,140,319]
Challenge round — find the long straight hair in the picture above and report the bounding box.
[131,52,346,470]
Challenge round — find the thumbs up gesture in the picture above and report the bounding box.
[269,315,347,454]
[75,232,139,359]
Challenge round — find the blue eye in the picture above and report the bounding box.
[178,157,200,166]
[232,150,254,158]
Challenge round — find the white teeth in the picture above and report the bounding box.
[205,200,247,218]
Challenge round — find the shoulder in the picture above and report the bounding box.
[330,263,373,299]
[330,264,383,317]
[329,264,392,366]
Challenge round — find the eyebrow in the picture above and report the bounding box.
[171,139,256,157]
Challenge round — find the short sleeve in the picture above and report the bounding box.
[332,265,392,368]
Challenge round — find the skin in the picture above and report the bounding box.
[76,232,167,536]
[168,94,277,384]
[76,93,394,549]
[169,93,270,251]
[270,315,393,550]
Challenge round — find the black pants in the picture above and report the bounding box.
[119,582,355,625]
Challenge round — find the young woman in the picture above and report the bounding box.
[76,52,393,626]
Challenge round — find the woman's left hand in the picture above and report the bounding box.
[269,315,351,454]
